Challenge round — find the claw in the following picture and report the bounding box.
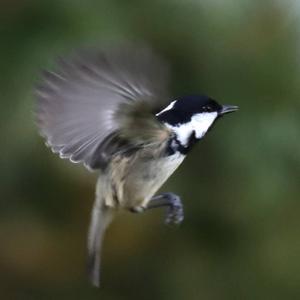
[165,197,184,225]
[144,192,184,225]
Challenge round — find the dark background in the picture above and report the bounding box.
[1,0,300,299]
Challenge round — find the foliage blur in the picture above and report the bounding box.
[1,0,300,299]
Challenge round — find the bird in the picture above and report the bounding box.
[35,43,238,287]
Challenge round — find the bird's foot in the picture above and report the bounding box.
[163,193,184,225]
[146,192,184,225]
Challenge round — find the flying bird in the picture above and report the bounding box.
[35,43,238,287]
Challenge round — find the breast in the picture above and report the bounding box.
[122,151,186,208]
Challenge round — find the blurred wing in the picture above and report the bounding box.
[35,44,171,170]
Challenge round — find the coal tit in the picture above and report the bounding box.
[35,44,238,287]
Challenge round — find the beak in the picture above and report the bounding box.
[219,105,239,115]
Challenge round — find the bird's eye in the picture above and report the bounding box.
[203,105,213,112]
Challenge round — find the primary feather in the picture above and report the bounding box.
[35,44,171,169]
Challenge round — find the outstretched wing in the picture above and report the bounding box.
[35,43,171,170]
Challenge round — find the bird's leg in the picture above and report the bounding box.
[131,193,184,225]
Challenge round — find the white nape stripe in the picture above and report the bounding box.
[166,112,218,147]
[156,100,177,116]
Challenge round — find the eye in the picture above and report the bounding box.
[203,105,213,112]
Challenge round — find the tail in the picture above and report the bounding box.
[87,194,114,287]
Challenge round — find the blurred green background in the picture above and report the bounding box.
[1,0,300,299]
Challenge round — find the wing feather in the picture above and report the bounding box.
[35,43,171,170]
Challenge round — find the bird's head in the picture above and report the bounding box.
[156,95,238,148]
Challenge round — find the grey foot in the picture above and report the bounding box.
[146,192,184,225]
[164,193,184,225]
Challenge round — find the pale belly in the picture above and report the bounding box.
[122,152,186,208]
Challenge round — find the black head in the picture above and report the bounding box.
[157,94,238,126]
[156,95,238,152]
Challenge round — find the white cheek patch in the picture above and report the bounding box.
[191,112,218,139]
[166,112,218,147]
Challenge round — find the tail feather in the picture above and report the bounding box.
[87,198,113,287]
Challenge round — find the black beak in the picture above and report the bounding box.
[219,105,239,115]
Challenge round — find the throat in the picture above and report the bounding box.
[162,112,218,155]
[166,133,198,155]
